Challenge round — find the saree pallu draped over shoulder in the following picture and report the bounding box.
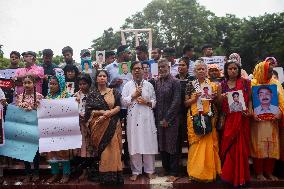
[186,79,221,182]
[85,88,123,184]
[220,78,251,187]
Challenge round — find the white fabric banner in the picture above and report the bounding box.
[37,97,82,153]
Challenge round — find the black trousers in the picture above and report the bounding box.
[161,151,179,176]
[119,109,129,162]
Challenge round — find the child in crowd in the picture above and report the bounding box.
[63,64,79,96]
[74,74,93,181]
[46,74,71,184]
[15,74,43,183]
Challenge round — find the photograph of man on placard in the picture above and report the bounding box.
[252,85,279,120]
[96,51,105,69]
[200,84,213,100]
[119,62,132,86]
[228,90,246,113]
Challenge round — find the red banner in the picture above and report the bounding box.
[0,79,13,89]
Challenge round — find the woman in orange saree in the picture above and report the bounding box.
[85,70,123,184]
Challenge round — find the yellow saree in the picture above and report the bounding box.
[186,79,221,181]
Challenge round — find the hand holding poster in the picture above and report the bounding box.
[228,90,246,113]
[0,105,39,162]
[0,69,16,89]
[200,83,213,100]
[252,85,279,120]
[37,97,82,153]
[66,82,75,95]
[118,62,132,84]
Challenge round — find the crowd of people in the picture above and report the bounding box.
[0,44,283,188]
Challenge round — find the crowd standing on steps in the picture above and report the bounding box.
[0,44,283,188]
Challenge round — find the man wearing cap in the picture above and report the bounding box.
[14,51,44,95]
[202,44,213,57]
[40,49,58,97]
[163,47,179,77]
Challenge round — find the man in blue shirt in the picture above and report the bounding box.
[105,45,132,166]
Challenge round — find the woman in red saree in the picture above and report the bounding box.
[218,60,251,187]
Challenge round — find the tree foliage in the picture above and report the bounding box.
[90,0,284,73]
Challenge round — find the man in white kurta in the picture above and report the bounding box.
[122,61,158,181]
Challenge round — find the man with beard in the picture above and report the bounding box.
[155,58,181,182]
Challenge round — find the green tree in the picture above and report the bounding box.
[91,0,284,73]
[228,13,284,72]
[91,28,121,51]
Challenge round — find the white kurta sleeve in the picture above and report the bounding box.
[122,82,133,107]
[149,83,156,109]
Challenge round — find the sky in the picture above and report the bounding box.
[0,0,283,61]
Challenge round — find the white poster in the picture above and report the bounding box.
[201,56,226,71]
[273,67,284,83]
[96,50,105,68]
[66,82,75,95]
[37,97,82,153]
[151,63,158,78]
[0,69,16,79]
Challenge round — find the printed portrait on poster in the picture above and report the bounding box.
[227,90,246,113]
[96,51,105,68]
[252,84,279,120]
[200,83,213,100]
